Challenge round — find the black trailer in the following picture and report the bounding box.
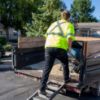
[12,36,100,99]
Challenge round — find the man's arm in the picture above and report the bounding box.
[68,37,73,50]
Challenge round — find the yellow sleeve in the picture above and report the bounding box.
[67,23,76,41]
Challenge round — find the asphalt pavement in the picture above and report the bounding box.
[0,53,39,100]
[0,71,39,100]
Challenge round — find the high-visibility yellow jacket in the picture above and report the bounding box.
[45,19,75,51]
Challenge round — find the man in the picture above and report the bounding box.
[39,10,75,95]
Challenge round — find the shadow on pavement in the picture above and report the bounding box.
[65,90,100,100]
[0,67,13,72]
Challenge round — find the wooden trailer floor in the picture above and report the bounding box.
[15,60,79,88]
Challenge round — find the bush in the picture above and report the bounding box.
[0,37,7,45]
[3,44,12,51]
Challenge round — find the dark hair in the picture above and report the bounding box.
[61,10,70,20]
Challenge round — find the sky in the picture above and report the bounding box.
[63,0,100,20]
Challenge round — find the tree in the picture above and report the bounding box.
[0,0,66,38]
[0,0,36,39]
[24,0,65,37]
[70,0,98,22]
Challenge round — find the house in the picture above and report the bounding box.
[0,23,20,41]
[76,23,100,37]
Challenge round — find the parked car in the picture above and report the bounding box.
[0,44,5,58]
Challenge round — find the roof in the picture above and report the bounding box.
[77,23,100,30]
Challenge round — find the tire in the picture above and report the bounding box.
[0,52,2,58]
[96,89,100,96]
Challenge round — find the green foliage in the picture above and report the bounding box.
[24,0,63,37]
[0,0,65,37]
[3,43,12,51]
[0,0,35,30]
[0,37,7,45]
[70,0,98,22]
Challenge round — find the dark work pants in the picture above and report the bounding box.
[40,47,69,91]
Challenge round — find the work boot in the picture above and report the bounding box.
[65,78,71,84]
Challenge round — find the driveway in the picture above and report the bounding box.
[0,71,39,100]
[0,53,39,100]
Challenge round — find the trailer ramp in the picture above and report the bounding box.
[27,81,65,100]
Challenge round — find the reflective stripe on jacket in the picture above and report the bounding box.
[45,19,75,50]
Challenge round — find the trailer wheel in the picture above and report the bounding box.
[89,87,100,96]
[96,89,100,96]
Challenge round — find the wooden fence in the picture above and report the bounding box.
[18,37,45,48]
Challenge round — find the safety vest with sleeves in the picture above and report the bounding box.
[45,19,75,51]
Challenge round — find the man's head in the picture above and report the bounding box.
[61,10,70,20]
